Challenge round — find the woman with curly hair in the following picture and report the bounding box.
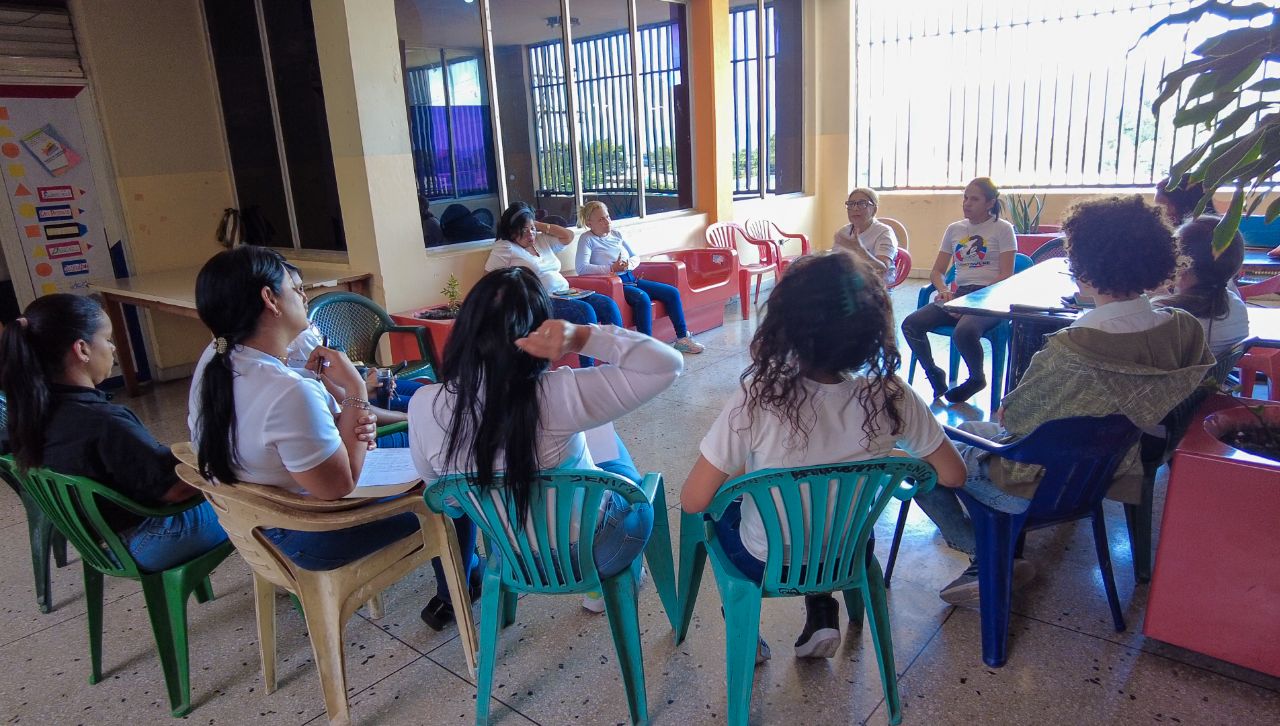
[681,252,965,663]
[916,195,1214,605]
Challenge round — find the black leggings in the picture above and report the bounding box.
[901,290,1001,381]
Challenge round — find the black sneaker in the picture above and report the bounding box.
[794,594,840,658]
[939,561,980,604]
[924,365,949,401]
[944,376,987,404]
[420,557,485,631]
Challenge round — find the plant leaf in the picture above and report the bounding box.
[1135,1,1277,48]
[1214,188,1245,259]
[1247,79,1280,93]
[1174,93,1239,126]
[1265,195,1280,223]
[1201,128,1267,188]
[1153,57,1219,112]
[1192,25,1271,58]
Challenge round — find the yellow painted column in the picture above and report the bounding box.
[813,0,856,250]
[687,0,733,223]
[310,0,424,313]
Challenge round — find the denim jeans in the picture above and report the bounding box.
[263,512,420,571]
[711,498,878,584]
[619,273,689,338]
[125,501,229,573]
[552,296,623,367]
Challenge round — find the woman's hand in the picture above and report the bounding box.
[936,288,955,303]
[354,412,379,451]
[307,346,364,393]
[514,319,591,360]
[363,367,396,399]
[611,258,630,273]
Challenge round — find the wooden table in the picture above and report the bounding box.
[90,262,371,395]
[943,256,1276,391]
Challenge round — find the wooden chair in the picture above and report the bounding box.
[172,443,478,726]
[706,221,781,320]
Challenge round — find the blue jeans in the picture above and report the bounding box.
[386,378,426,413]
[125,501,229,573]
[710,498,878,584]
[552,294,624,367]
[619,273,689,338]
[264,512,420,571]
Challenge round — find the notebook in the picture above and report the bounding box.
[345,447,422,498]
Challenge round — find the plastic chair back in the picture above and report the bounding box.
[307,292,395,366]
[744,218,775,242]
[887,248,912,288]
[705,221,743,251]
[1239,215,1280,249]
[879,216,910,250]
[1029,236,1067,263]
[1239,274,1280,300]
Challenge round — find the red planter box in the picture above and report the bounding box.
[391,306,579,369]
[1144,394,1280,677]
[1015,232,1060,256]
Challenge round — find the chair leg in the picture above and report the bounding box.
[26,506,54,613]
[475,567,507,726]
[1091,508,1127,633]
[52,529,68,568]
[252,574,278,694]
[84,564,104,684]
[841,588,864,630]
[642,490,680,633]
[364,593,385,620]
[753,273,763,304]
[297,586,352,726]
[969,508,1019,668]
[193,576,215,604]
[674,514,708,644]
[989,333,1007,411]
[949,339,962,384]
[883,499,911,589]
[600,570,648,725]
[500,589,518,629]
[907,353,919,385]
[862,558,903,726]
[1129,470,1156,585]
[717,577,764,726]
[435,514,478,676]
[738,272,751,320]
[140,572,194,717]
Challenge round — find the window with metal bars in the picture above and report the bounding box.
[730,0,803,199]
[405,56,498,201]
[853,0,1280,190]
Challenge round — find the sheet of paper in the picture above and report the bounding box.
[356,447,420,488]
[584,423,619,462]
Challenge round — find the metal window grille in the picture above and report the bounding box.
[854,0,1280,190]
[730,3,777,197]
[405,58,497,200]
[528,21,683,199]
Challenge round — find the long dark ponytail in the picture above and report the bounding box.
[1162,215,1244,321]
[438,267,552,522]
[194,246,289,482]
[0,294,106,470]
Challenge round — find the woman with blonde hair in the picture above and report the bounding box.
[833,187,899,282]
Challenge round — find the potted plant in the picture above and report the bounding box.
[389,275,464,364]
[1138,2,1280,256]
[1143,392,1280,678]
[1006,193,1059,255]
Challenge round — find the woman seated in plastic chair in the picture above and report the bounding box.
[900,177,1018,403]
[407,267,683,628]
[913,196,1214,606]
[485,202,624,367]
[188,246,420,571]
[681,253,965,663]
[0,293,227,572]
[1155,215,1249,357]
[832,187,899,284]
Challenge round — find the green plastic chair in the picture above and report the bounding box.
[0,456,235,717]
[426,469,679,725]
[674,458,938,726]
[307,291,435,379]
[0,393,70,613]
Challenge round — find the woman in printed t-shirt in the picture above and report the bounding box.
[900,177,1017,403]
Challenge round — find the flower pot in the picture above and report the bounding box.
[1014,232,1060,256]
[390,305,455,366]
[1144,394,1280,677]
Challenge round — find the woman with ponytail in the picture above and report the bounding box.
[0,294,226,571]
[1155,215,1248,356]
[187,246,418,570]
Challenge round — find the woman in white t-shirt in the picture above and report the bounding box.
[485,202,624,366]
[681,252,965,663]
[1154,215,1249,357]
[189,246,419,571]
[832,187,898,282]
[901,177,1018,403]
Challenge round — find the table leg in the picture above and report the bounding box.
[101,294,142,396]
[1007,319,1071,392]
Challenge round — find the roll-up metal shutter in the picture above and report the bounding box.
[0,4,81,79]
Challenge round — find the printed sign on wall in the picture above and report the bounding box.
[0,88,112,296]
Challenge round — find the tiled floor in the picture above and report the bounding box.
[1,281,1277,725]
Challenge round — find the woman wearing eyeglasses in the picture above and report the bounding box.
[833,187,898,282]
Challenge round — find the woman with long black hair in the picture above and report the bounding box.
[408,266,682,626]
[0,293,226,571]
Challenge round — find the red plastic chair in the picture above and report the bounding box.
[706,221,780,320]
[1234,278,1280,400]
[886,248,912,289]
[745,218,810,276]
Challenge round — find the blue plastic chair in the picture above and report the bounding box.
[425,469,679,725]
[674,459,937,726]
[1239,214,1280,249]
[906,252,1033,409]
[945,414,1142,668]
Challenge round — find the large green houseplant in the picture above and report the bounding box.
[1137,1,1280,256]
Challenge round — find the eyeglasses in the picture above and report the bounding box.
[845,200,875,210]
[291,282,307,300]
[520,225,536,236]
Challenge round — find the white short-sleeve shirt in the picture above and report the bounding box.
[188,343,342,492]
[698,375,946,561]
[834,221,899,281]
[941,216,1017,288]
[485,235,571,293]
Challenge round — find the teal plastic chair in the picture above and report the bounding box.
[0,456,234,717]
[307,291,436,380]
[674,458,938,726]
[426,469,679,725]
[906,252,1034,409]
[0,392,70,613]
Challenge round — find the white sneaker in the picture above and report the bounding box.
[582,566,646,613]
[672,336,705,354]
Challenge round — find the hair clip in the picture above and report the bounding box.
[14,316,27,329]
[838,272,863,316]
[214,336,229,354]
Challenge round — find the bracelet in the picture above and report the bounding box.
[341,396,372,410]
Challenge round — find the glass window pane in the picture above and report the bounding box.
[770,0,802,194]
[261,0,346,251]
[491,0,577,223]
[636,0,691,214]
[203,0,292,247]
[729,1,761,198]
[397,0,500,247]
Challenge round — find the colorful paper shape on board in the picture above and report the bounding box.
[37,185,73,202]
[8,163,24,177]
[34,262,52,277]
[32,246,45,258]
[1,142,18,158]
[14,183,30,196]
[42,222,84,240]
[45,240,82,259]
[24,224,39,238]
[0,127,12,139]
[36,204,73,222]
[17,203,34,218]
[21,124,81,177]
[60,259,89,276]
[0,108,9,121]
[40,282,56,294]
